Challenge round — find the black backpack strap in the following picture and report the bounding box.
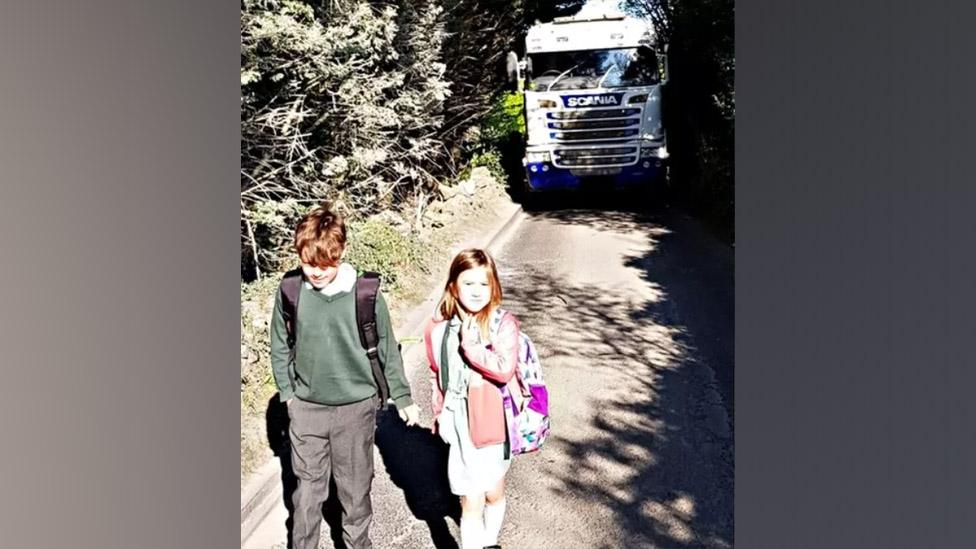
[355,272,390,409]
[279,268,303,391]
[280,268,304,357]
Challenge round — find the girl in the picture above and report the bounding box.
[423,249,525,549]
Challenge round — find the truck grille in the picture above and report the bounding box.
[550,128,640,141]
[552,146,639,168]
[548,108,641,120]
[546,107,642,143]
[548,119,640,130]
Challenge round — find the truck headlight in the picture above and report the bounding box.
[641,146,670,160]
[628,94,648,104]
[641,146,663,159]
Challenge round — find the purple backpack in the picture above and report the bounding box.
[491,309,551,456]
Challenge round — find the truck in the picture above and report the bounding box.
[506,10,669,194]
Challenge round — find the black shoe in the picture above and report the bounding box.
[483,546,502,549]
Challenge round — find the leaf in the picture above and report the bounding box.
[241,68,261,86]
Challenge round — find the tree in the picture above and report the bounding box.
[626,0,734,237]
[240,0,453,278]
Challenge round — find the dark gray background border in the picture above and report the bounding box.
[0,2,239,547]
[737,0,976,547]
[0,0,974,547]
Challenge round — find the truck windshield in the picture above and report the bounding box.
[527,47,659,91]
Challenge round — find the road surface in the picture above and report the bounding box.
[245,201,733,548]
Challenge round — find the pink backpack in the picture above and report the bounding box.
[491,309,551,456]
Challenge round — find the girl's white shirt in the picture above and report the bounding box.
[303,262,357,296]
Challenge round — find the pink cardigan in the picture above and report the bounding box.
[424,311,524,448]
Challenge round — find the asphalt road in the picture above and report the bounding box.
[247,200,734,549]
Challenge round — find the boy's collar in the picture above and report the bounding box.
[305,262,357,295]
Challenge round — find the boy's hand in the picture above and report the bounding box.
[398,404,420,427]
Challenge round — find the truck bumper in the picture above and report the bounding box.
[525,161,665,191]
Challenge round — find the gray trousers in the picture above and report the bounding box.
[288,395,377,549]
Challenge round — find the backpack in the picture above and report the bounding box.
[490,309,551,456]
[279,267,391,409]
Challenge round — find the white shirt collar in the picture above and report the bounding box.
[304,262,357,296]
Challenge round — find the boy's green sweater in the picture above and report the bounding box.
[269,279,413,408]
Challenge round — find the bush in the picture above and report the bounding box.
[240,276,280,477]
[481,91,525,146]
[344,217,430,291]
[627,0,734,240]
[241,199,309,281]
[241,0,452,278]
[459,150,504,184]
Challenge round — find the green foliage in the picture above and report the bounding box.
[241,0,456,280]
[240,0,534,280]
[521,0,588,22]
[481,92,525,145]
[344,218,430,291]
[438,0,527,156]
[666,0,734,238]
[240,272,286,477]
[241,199,309,279]
[240,278,278,393]
[453,91,523,188]
[462,150,505,184]
[241,0,413,201]
[626,0,734,240]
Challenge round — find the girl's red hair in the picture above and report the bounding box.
[437,248,503,337]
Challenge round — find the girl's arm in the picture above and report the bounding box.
[460,312,519,384]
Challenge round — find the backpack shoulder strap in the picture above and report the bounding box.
[489,307,508,338]
[280,267,304,350]
[492,308,529,390]
[355,272,390,408]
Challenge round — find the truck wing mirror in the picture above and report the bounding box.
[506,51,521,91]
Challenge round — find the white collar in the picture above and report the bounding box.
[304,262,358,296]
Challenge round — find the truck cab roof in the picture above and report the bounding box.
[525,12,655,54]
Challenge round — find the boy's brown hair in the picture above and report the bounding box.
[294,201,346,267]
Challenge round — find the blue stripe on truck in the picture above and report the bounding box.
[525,162,662,191]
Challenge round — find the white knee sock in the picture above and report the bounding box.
[483,498,507,545]
[460,516,486,549]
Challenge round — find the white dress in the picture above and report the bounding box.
[438,317,511,496]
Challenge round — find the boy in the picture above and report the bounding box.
[269,201,419,549]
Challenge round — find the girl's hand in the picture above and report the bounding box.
[461,316,480,342]
[398,404,420,427]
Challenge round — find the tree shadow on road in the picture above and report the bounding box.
[499,206,734,547]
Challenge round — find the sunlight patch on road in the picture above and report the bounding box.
[640,494,698,544]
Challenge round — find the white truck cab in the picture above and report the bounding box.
[507,11,669,192]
